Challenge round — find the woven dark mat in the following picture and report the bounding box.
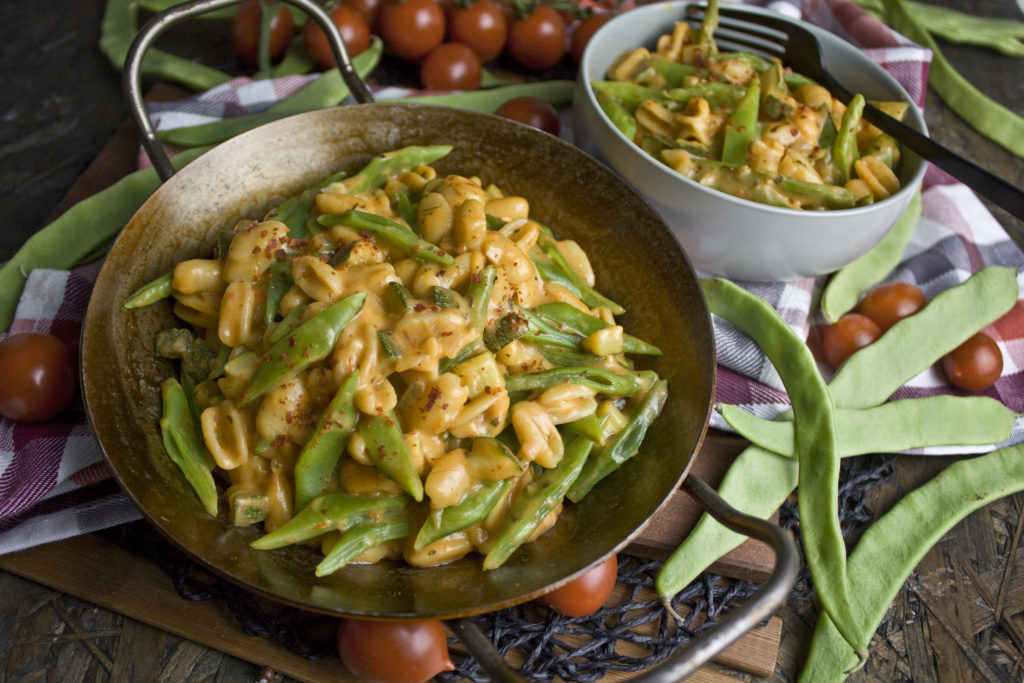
[100,450,897,680]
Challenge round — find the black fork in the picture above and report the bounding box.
[683,3,1024,221]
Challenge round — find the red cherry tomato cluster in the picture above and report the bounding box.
[821,281,1004,391]
[230,0,615,91]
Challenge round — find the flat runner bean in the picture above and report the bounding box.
[159,377,219,516]
[358,413,425,502]
[413,480,512,551]
[821,189,922,322]
[695,278,856,652]
[717,395,1016,458]
[800,441,1024,680]
[250,491,409,550]
[317,211,456,265]
[316,517,415,576]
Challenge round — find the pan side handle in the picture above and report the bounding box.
[122,0,375,182]
[450,472,800,681]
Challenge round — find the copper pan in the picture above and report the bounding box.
[81,1,797,678]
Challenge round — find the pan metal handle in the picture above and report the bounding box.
[450,473,800,681]
[123,0,375,182]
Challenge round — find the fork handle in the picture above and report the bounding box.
[853,97,1024,220]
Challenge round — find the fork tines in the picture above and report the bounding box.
[682,4,789,60]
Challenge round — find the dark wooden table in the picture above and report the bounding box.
[2,1,1023,681]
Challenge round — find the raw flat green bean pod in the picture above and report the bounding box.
[821,189,922,322]
[240,292,367,405]
[876,0,1024,157]
[658,266,1023,605]
[100,0,233,92]
[717,395,1016,459]
[800,441,1024,680]
[339,145,453,196]
[830,265,1019,409]
[157,39,383,148]
[0,146,209,332]
[853,0,1024,58]
[384,80,576,114]
[696,278,856,652]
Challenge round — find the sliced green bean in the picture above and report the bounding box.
[567,379,668,502]
[718,395,1016,458]
[533,302,662,355]
[820,189,922,322]
[318,210,456,265]
[266,170,347,239]
[157,39,383,148]
[293,371,361,511]
[263,260,294,324]
[414,479,512,551]
[358,413,425,502]
[537,238,624,314]
[159,377,218,516]
[342,145,453,196]
[251,491,409,550]
[466,265,497,331]
[830,266,1019,409]
[124,272,173,309]
[240,292,366,405]
[505,366,643,397]
[721,77,760,166]
[591,80,663,109]
[697,278,855,653]
[800,441,1024,680]
[833,94,865,185]
[597,92,638,140]
[316,518,415,577]
[647,56,708,86]
[483,436,593,570]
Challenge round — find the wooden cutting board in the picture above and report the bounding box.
[0,87,782,680]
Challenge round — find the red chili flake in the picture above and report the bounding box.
[289,337,297,347]
[471,272,483,284]
[437,269,447,277]
[314,521,331,531]
[285,411,294,424]
[791,128,799,137]
[279,353,288,360]
[377,445,388,459]
[252,245,262,254]
[442,331,453,337]
[424,386,442,411]
[414,303,428,312]
[260,230,269,238]
[274,249,288,261]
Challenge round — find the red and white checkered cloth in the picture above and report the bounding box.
[2,0,1022,554]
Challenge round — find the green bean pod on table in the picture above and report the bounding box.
[126,144,668,575]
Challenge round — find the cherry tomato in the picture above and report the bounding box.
[507,5,567,72]
[337,619,455,683]
[420,42,482,90]
[303,4,371,69]
[344,0,384,32]
[942,332,1003,391]
[536,554,618,617]
[379,0,447,61]
[570,13,612,63]
[231,0,295,67]
[495,96,560,136]
[0,332,76,423]
[822,313,881,370]
[855,281,927,332]
[446,0,508,63]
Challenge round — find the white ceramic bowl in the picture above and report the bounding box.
[573,2,928,282]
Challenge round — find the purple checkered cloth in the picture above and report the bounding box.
[2,0,1022,554]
